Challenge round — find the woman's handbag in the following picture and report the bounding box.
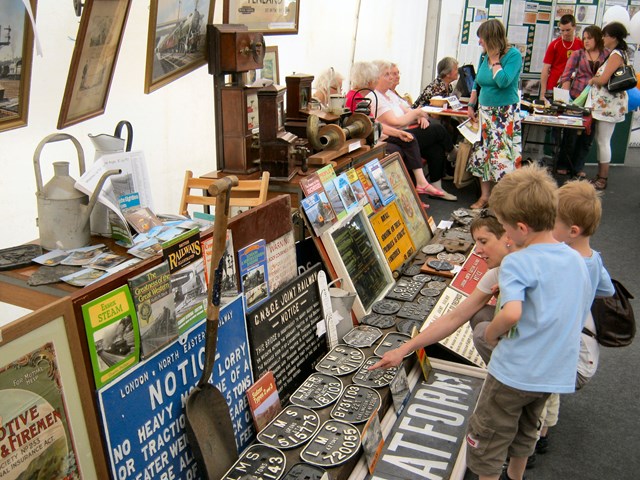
[607,51,637,93]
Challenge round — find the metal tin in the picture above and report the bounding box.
[315,345,365,376]
[352,356,399,388]
[330,384,382,424]
[342,326,383,348]
[300,420,361,467]
[257,405,320,450]
[371,299,402,315]
[374,332,412,358]
[222,444,286,480]
[359,313,396,329]
[289,373,343,409]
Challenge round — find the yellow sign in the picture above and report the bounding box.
[370,201,415,272]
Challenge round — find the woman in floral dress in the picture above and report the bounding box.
[467,19,523,209]
[588,21,629,190]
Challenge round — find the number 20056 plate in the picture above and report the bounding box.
[257,405,320,449]
[300,419,361,468]
[222,443,286,480]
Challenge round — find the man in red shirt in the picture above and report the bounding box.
[540,14,583,100]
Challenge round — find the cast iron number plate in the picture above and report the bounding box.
[396,318,424,335]
[371,299,402,315]
[289,373,343,409]
[222,443,286,480]
[396,301,435,321]
[427,259,454,271]
[352,356,399,388]
[282,463,327,480]
[437,252,467,264]
[342,326,383,348]
[300,419,362,468]
[330,384,382,424]
[427,280,448,291]
[385,278,423,302]
[360,312,396,329]
[422,243,445,255]
[402,264,423,276]
[411,273,432,284]
[374,332,412,358]
[257,405,320,450]
[315,345,365,376]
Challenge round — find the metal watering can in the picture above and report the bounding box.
[34,133,120,250]
[327,278,357,340]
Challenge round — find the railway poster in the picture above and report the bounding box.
[0,343,81,480]
[99,295,255,480]
[82,285,140,389]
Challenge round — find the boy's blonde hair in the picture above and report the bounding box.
[489,164,558,232]
[557,180,602,237]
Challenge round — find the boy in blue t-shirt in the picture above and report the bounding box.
[465,165,592,480]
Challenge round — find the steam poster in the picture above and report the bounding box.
[0,343,81,480]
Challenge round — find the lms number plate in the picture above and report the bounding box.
[222,444,286,480]
[300,419,361,468]
[257,405,320,449]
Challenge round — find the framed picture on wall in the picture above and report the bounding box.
[257,46,279,84]
[144,0,215,94]
[320,207,394,319]
[0,299,107,478]
[57,0,132,129]
[223,0,299,35]
[0,0,36,133]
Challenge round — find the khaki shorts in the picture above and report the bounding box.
[466,374,550,476]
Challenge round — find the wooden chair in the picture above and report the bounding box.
[179,171,270,217]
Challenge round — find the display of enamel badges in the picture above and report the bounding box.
[352,356,399,388]
[374,332,412,358]
[222,444,286,480]
[289,373,343,409]
[330,384,382,424]
[300,419,361,467]
[315,345,365,376]
[342,326,383,348]
[257,405,320,450]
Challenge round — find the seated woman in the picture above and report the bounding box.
[313,68,345,110]
[369,60,457,201]
[412,57,459,108]
[345,61,445,200]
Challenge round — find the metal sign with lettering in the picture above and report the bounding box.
[396,318,424,335]
[342,326,383,348]
[360,312,395,329]
[385,278,423,302]
[300,420,361,468]
[246,264,326,403]
[366,367,484,480]
[352,356,399,389]
[257,405,320,450]
[98,296,255,480]
[222,444,286,480]
[372,299,402,315]
[289,373,343,409]
[374,332,412,358]
[330,384,382,424]
[315,345,365,376]
[282,463,327,480]
[396,301,435,321]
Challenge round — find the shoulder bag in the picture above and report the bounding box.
[607,50,637,93]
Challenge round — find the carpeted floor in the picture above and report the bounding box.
[424,159,640,480]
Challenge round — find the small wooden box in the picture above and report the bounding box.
[208,24,265,74]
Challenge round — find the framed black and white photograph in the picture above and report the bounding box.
[0,0,36,132]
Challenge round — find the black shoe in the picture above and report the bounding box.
[526,452,536,469]
[536,435,549,454]
[500,469,527,480]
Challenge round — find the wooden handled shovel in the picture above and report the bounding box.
[185,176,239,480]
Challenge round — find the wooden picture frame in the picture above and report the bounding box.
[144,0,216,94]
[321,206,394,319]
[57,0,132,129]
[381,152,433,249]
[223,0,299,35]
[0,298,108,478]
[0,0,36,133]
[257,45,279,84]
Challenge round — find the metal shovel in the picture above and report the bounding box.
[185,176,239,480]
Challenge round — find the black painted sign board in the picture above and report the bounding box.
[246,263,327,403]
[366,367,483,480]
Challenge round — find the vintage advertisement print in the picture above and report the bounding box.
[0,343,81,480]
